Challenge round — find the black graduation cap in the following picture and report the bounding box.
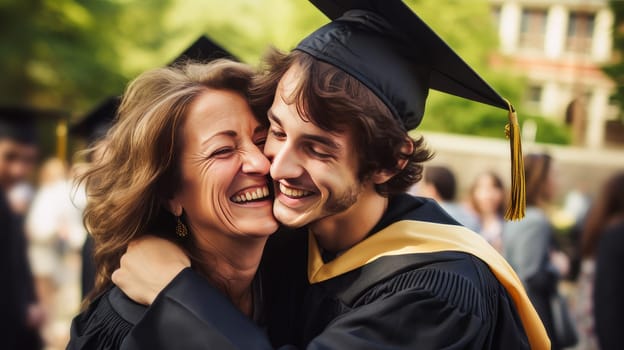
[169,35,238,65]
[298,0,526,220]
[72,35,238,143]
[0,106,55,145]
[69,96,120,143]
[296,0,510,130]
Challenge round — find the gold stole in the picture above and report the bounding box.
[307,220,550,350]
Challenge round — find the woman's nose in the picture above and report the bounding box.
[241,145,271,175]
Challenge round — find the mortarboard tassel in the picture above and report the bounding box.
[504,100,526,220]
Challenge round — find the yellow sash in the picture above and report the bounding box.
[308,220,550,350]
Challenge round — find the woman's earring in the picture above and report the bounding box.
[176,215,188,237]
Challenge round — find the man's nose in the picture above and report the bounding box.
[268,142,304,181]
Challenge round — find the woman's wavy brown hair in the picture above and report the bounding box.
[79,60,257,306]
[250,48,433,195]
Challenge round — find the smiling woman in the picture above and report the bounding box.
[67,60,279,350]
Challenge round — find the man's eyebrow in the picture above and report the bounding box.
[302,133,341,151]
[268,109,340,150]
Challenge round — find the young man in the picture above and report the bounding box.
[0,107,43,350]
[113,1,549,349]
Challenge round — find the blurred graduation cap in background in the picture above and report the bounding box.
[169,35,238,65]
[0,106,65,145]
[0,106,40,145]
[297,0,525,219]
[69,96,120,144]
[71,35,237,144]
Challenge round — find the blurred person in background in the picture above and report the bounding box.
[468,171,506,252]
[0,107,44,350]
[503,153,570,350]
[67,59,278,349]
[26,157,89,346]
[7,180,35,215]
[580,172,624,350]
[70,153,104,301]
[26,157,69,310]
[564,181,593,283]
[420,165,480,231]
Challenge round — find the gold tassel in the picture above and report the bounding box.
[503,100,526,220]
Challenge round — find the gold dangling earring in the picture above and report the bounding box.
[176,215,188,237]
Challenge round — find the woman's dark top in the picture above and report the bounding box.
[68,275,264,349]
[593,219,624,350]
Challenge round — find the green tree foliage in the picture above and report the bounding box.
[0,0,175,112]
[0,0,328,114]
[604,0,624,121]
[161,0,328,64]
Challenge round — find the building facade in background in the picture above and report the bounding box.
[489,0,622,148]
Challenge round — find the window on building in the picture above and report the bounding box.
[566,11,595,53]
[519,8,547,50]
[526,84,543,104]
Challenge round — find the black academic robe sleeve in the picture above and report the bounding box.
[68,289,134,350]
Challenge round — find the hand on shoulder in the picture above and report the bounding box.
[112,236,191,305]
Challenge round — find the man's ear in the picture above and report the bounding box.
[371,138,414,184]
[396,138,414,171]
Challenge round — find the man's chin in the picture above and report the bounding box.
[275,215,313,229]
[273,206,316,229]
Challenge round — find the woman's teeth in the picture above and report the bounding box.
[279,183,313,198]
[231,186,270,203]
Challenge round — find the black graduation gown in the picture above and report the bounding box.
[0,192,42,350]
[119,194,543,349]
[68,276,267,350]
[68,287,145,350]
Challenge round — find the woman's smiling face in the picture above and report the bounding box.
[171,89,278,239]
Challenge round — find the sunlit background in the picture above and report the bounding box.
[1,0,623,349]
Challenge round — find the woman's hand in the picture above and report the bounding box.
[112,236,191,305]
